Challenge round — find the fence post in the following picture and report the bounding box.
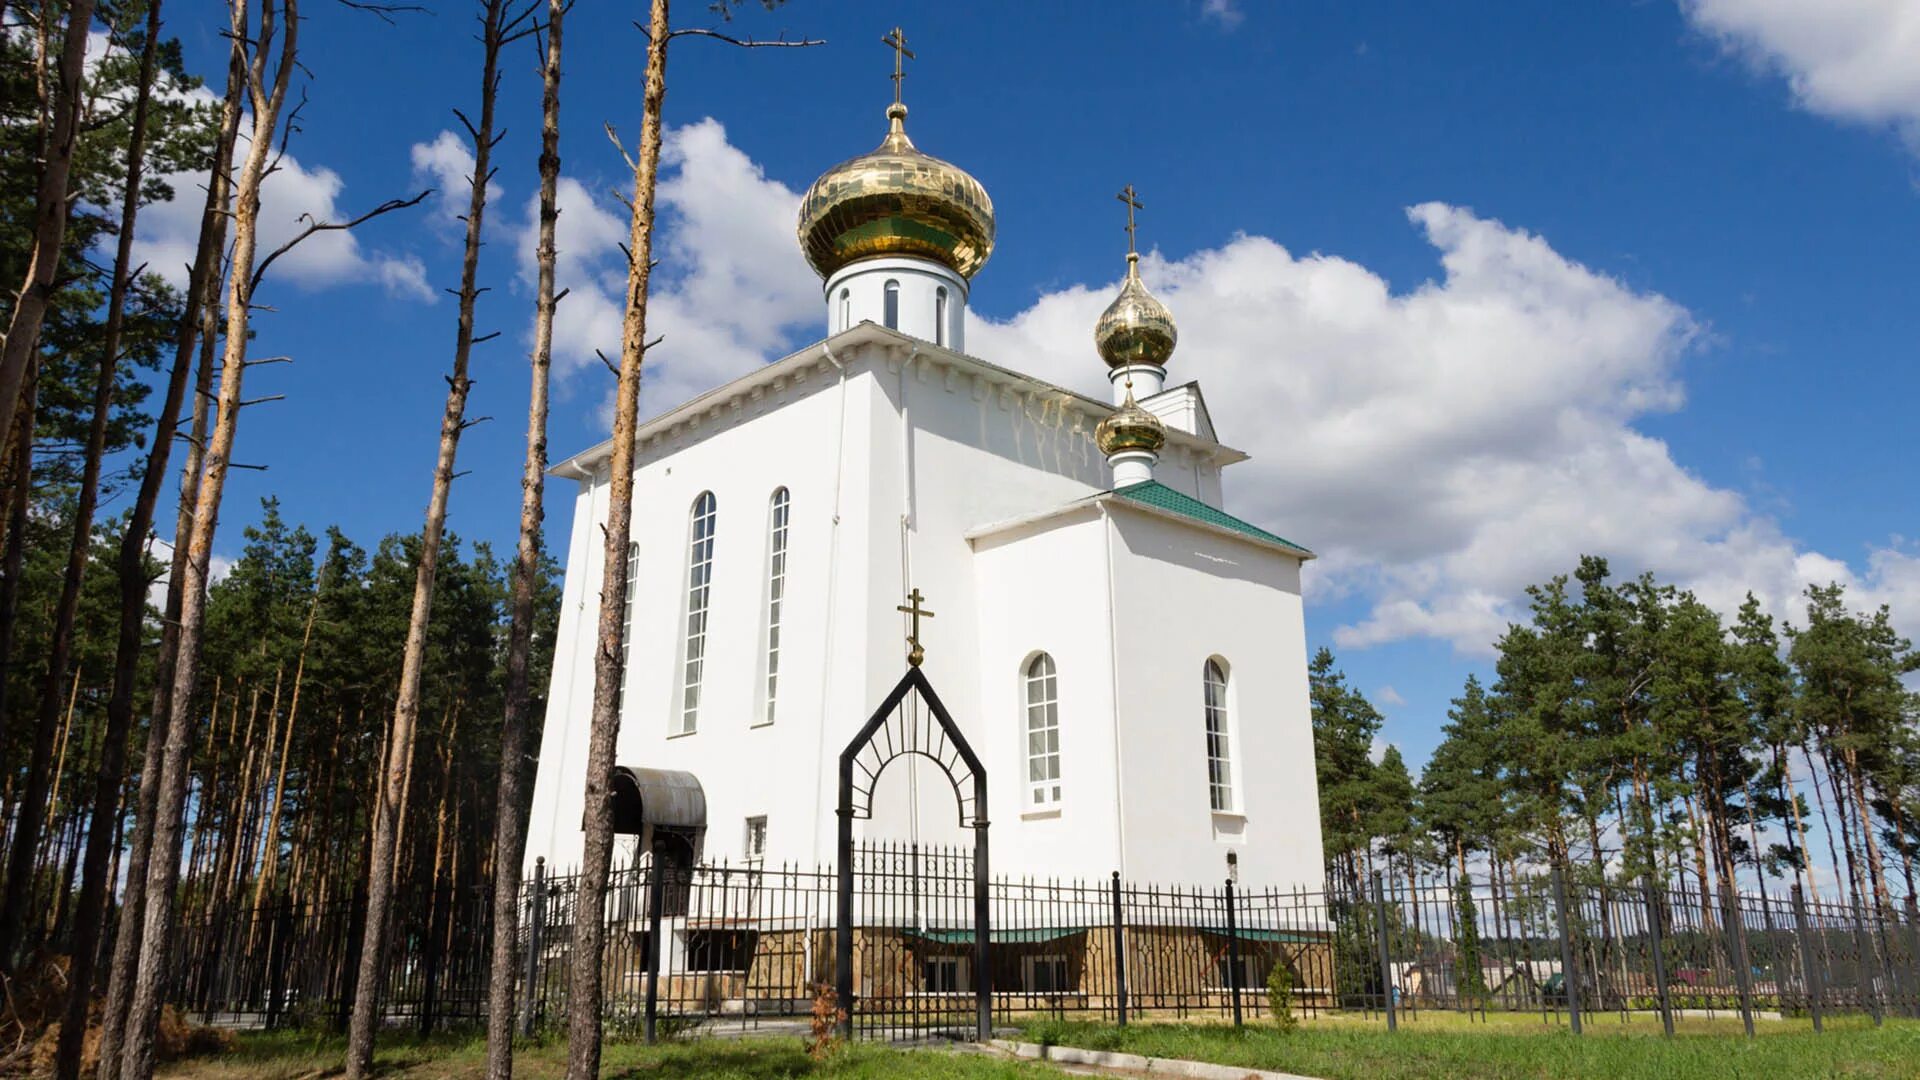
[1789,884,1823,1034]
[1225,877,1245,1029]
[643,857,668,1043]
[1550,864,1582,1035]
[1643,881,1673,1037]
[521,858,545,1037]
[1371,871,1396,1033]
[1851,893,1884,1027]
[1721,888,1756,1038]
[1871,897,1901,1023]
[1905,898,1920,1021]
[1111,870,1128,1028]
[335,885,368,1035]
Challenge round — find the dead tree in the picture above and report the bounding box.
[0,0,97,463]
[561,8,817,1074]
[483,1,565,1074]
[343,2,531,1074]
[0,0,160,974]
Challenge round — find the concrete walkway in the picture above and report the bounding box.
[988,1039,1324,1080]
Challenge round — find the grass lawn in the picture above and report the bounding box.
[156,1030,1059,1080]
[1019,1012,1920,1080]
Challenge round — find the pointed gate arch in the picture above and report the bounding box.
[835,664,990,1040]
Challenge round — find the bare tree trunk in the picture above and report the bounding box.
[0,370,35,769]
[344,3,514,1072]
[118,2,299,1074]
[484,0,563,1070]
[250,592,318,914]
[93,14,241,1065]
[566,3,668,1074]
[0,0,98,456]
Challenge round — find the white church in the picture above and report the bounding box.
[525,67,1325,891]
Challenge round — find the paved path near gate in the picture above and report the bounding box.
[985,1039,1325,1080]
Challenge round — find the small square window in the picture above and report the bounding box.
[744,816,767,863]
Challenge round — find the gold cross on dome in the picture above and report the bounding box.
[883,26,915,106]
[897,586,934,667]
[1118,185,1144,256]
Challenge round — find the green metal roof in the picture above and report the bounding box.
[1111,481,1310,555]
[908,927,1086,946]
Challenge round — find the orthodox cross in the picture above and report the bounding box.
[897,586,934,667]
[883,26,915,106]
[1117,184,1143,256]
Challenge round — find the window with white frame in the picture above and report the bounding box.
[883,279,900,329]
[922,955,968,994]
[760,487,790,725]
[1022,954,1070,994]
[935,286,948,347]
[617,541,638,714]
[678,492,717,735]
[1025,653,1061,806]
[744,815,767,864]
[839,288,850,331]
[1204,659,1233,811]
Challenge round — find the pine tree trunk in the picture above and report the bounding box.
[0,0,98,457]
[0,369,35,771]
[565,4,668,1074]
[250,593,318,914]
[0,42,145,959]
[94,21,241,1070]
[345,3,506,1070]
[118,2,299,1073]
[484,4,564,1067]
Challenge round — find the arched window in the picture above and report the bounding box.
[934,286,948,347]
[839,288,850,332]
[678,492,717,735]
[618,541,639,714]
[883,279,900,330]
[1025,653,1061,806]
[1203,659,1233,811]
[760,487,791,725]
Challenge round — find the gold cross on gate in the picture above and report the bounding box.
[1117,185,1144,256]
[897,587,934,667]
[883,26,914,106]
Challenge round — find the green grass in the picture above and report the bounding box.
[158,1029,1059,1079]
[1018,1013,1920,1079]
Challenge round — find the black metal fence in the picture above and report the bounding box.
[163,844,1920,1039]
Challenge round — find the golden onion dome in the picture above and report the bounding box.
[1095,253,1177,369]
[797,103,996,281]
[1095,390,1167,458]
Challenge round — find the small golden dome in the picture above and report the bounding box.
[797,103,995,281]
[1095,253,1177,369]
[1095,390,1167,458]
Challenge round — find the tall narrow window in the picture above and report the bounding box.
[935,286,948,347]
[617,541,639,713]
[761,487,790,725]
[839,288,850,331]
[1204,659,1233,811]
[744,816,767,865]
[1025,653,1061,806]
[883,279,900,329]
[678,492,717,734]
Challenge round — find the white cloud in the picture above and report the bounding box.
[523,118,818,419]
[126,76,436,303]
[969,204,1920,655]
[410,129,505,228]
[1374,685,1407,709]
[1682,0,1920,147]
[1200,0,1244,29]
[521,122,1920,660]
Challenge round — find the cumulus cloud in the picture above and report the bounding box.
[969,204,1920,654]
[1201,1,1244,29]
[411,129,505,228]
[522,118,818,417]
[526,121,1920,659]
[125,69,436,303]
[1682,0,1920,147]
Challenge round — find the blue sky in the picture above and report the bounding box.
[128,0,1920,770]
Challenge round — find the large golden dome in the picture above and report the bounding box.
[797,103,995,281]
[1095,253,1177,369]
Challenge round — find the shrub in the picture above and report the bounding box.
[1265,964,1299,1032]
[805,983,846,1061]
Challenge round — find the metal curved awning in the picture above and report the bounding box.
[609,766,707,835]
